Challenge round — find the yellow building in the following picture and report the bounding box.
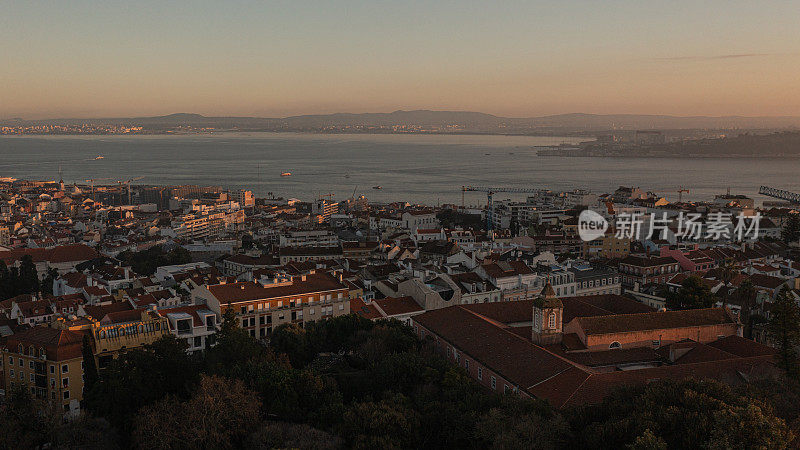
[89,307,170,368]
[582,230,631,260]
[1,326,86,415]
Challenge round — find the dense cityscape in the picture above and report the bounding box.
[0,174,799,448]
[5,1,800,448]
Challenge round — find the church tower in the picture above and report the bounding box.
[532,283,563,345]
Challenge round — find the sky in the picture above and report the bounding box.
[2,0,800,119]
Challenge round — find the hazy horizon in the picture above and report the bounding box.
[4,1,800,119]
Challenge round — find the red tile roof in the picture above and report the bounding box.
[574,308,735,336]
[373,296,423,317]
[0,244,98,265]
[4,326,86,361]
[207,272,346,305]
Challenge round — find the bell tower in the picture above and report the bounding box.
[532,283,563,345]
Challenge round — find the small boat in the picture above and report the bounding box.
[94,155,104,160]
[344,174,350,178]
[280,172,291,177]
[484,153,491,155]
[372,185,382,190]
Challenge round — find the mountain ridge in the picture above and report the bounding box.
[4,110,800,131]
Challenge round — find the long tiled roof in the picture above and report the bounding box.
[414,306,579,393]
[207,272,346,304]
[0,244,99,264]
[412,299,771,408]
[574,308,734,336]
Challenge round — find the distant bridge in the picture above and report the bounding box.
[759,185,800,204]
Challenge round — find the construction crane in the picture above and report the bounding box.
[117,176,145,205]
[677,186,689,203]
[759,185,800,204]
[85,178,113,201]
[461,185,543,231]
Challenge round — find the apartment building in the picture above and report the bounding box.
[159,305,219,353]
[569,266,621,296]
[1,327,85,415]
[619,255,681,288]
[193,271,350,339]
[279,229,339,247]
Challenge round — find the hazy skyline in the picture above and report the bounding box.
[3,0,800,119]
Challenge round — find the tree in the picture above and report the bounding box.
[117,245,192,276]
[270,323,314,367]
[733,279,757,338]
[768,287,800,379]
[475,396,570,450]
[339,394,421,449]
[17,254,40,294]
[84,335,199,432]
[0,384,58,449]
[205,307,270,376]
[40,267,59,297]
[0,260,11,300]
[627,430,667,450]
[782,214,800,245]
[245,422,342,450]
[82,334,99,392]
[666,275,715,310]
[568,378,793,449]
[132,375,260,450]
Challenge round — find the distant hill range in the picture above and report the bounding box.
[4,110,800,133]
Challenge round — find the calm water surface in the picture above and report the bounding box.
[1,133,798,206]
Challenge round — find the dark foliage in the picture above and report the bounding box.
[117,245,191,276]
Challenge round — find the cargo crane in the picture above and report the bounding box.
[461,185,543,231]
[85,178,113,202]
[117,176,145,205]
[759,186,800,204]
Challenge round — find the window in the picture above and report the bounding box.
[465,359,469,370]
[29,361,34,369]
[548,313,556,329]
[504,385,509,394]
[609,341,622,350]
[8,357,12,365]
[50,365,54,374]
[194,336,202,348]
[477,367,483,381]
[63,377,69,387]
[63,391,70,400]
[652,340,660,348]
[491,376,497,390]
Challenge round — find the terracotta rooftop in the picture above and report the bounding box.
[574,308,735,336]
[373,296,423,317]
[4,326,86,361]
[207,272,346,305]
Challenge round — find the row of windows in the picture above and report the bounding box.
[420,325,518,395]
[578,277,620,289]
[620,264,679,276]
[97,322,162,339]
[5,357,70,374]
[239,293,345,313]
